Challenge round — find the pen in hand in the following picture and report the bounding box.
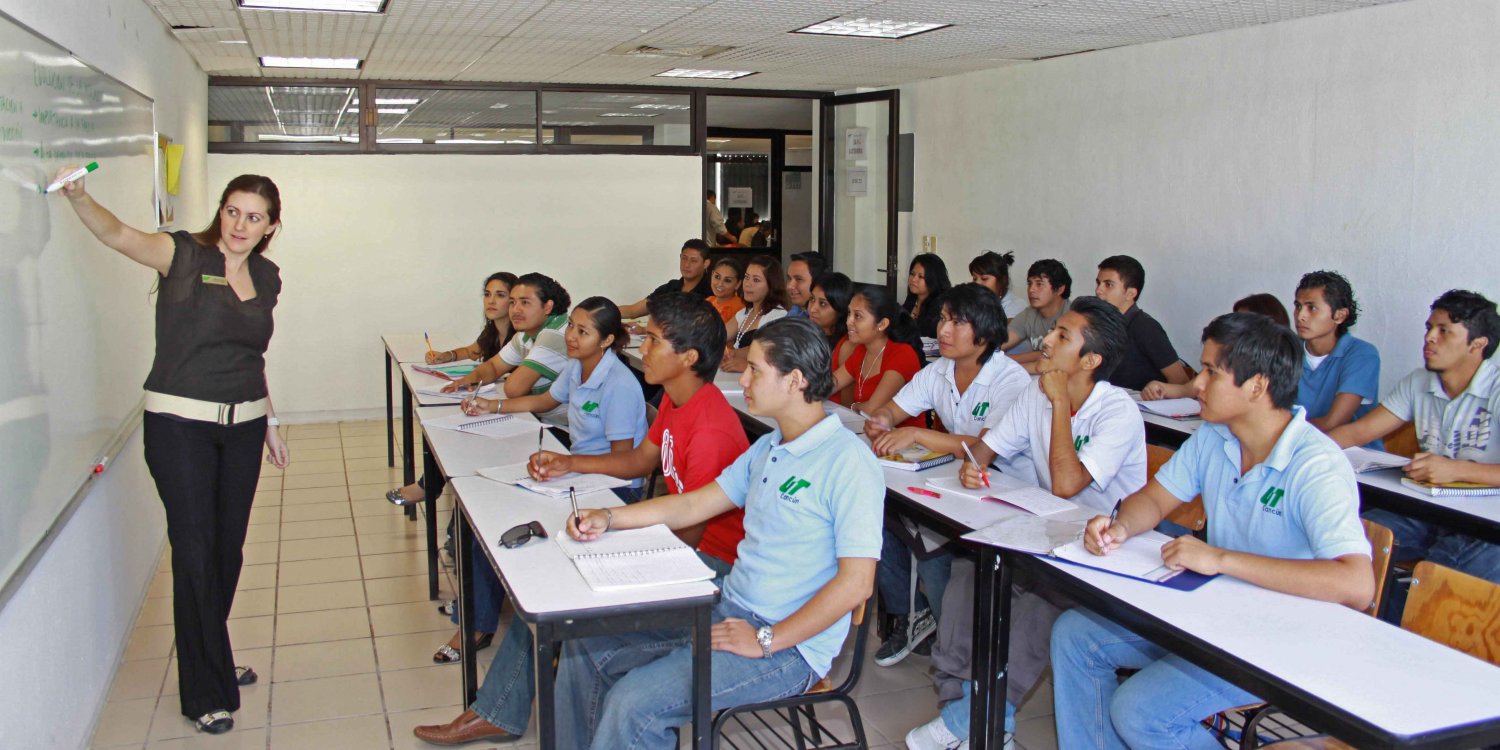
[961,441,990,489]
[569,486,581,532]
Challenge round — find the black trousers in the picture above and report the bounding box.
[143,411,265,718]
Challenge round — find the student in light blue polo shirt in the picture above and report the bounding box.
[1293,270,1381,432]
[1051,312,1373,750]
[533,318,884,749]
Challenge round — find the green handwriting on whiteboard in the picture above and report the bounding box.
[0,124,22,142]
[32,65,96,94]
[31,109,94,131]
[0,95,19,113]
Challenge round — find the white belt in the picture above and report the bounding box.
[145,391,268,426]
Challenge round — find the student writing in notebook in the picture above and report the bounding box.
[443,272,572,426]
[1328,289,1500,621]
[1002,258,1072,364]
[619,239,713,323]
[721,255,789,372]
[1050,312,1373,750]
[905,297,1146,750]
[1095,254,1192,391]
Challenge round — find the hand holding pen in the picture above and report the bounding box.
[960,441,990,490]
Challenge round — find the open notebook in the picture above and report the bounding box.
[924,474,1078,517]
[963,523,1215,591]
[1137,398,1202,419]
[477,462,629,497]
[423,413,541,440]
[555,524,716,591]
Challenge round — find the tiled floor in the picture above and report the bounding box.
[89,419,1059,750]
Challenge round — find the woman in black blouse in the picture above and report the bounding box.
[56,168,287,735]
[902,253,952,339]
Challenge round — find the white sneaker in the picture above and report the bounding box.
[906,716,963,750]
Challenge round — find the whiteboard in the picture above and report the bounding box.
[0,12,157,606]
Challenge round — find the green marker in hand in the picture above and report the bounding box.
[43,161,97,193]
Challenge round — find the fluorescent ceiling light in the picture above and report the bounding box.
[350,98,420,105]
[240,0,387,12]
[599,112,658,118]
[257,133,355,142]
[260,56,362,69]
[631,103,690,110]
[489,103,511,109]
[376,138,423,143]
[377,108,408,114]
[219,40,250,44]
[436,139,531,144]
[793,17,950,39]
[654,68,755,80]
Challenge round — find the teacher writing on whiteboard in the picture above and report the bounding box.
[54,168,289,735]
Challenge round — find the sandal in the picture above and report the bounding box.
[433,632,494,664]
[235,666,257,686]
[195,710,234,734]
[437,599,456,616]
[385,488,411,506]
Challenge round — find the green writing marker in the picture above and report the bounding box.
[43,161,97,193]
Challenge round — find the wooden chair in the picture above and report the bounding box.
[1382,421,1420,458]
[712,599,874,749]
[1361,519,1395,618]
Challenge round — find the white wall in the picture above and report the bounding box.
[898,0,1500,393]
[206,153,701,417]
[0,1,206,747]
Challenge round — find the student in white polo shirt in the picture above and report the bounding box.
[906,296,1147,750]
[1051,312,1373,750]
[862,283,1031,666]
[1329,289,1500,621]
[445,272,572,426]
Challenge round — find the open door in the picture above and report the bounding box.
[820,90,899,292]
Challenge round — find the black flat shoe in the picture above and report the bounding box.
[195,710,234,734]
[235,666,257,686]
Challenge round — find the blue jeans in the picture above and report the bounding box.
[876,528,953,618]
[1363,509,1500,623]
[938,681,1015,740]
[556,598,817,750]
[1051,608,1258,750]
[451,537,503,633]
[471,616,536,734]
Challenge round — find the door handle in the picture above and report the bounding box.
[876,268,887,273]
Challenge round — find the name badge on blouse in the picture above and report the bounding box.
[201,274,228,286]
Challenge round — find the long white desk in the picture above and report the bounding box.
[383,332,463,472]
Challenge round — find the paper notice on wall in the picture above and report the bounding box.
[727,187,753,208]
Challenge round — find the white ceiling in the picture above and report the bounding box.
[153,0,1406,91]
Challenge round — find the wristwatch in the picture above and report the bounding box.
[755,625,774,659]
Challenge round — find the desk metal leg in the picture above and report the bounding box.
[691,604,712,750]
[402,383,417,521]
[423,442,440,600]
[385,351,395,467]
[536,624,558,750]
[456,507,478,706]
[970,547,1012,750]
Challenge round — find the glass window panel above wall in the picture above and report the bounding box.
[208,85,359,144]
[374,88,536,144]
[541,91,690,147]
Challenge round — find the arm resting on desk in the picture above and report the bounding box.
[1404,454,1500,486]
[535,441,659,483]
[1084,480,1179,553]
[713,557,876,658]
[618,298,649,321]
[1327,405,1403,449]
[1166,538,1374,610]
[572,481,737,541]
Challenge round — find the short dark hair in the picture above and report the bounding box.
[706,190,716,198]
[1232,293,1291,327]
[1201,312,1302,411]
[514,272,571,315]
[791,251,828,279]
[940,283,1009,364]
[647,292,725,380]
[1067,296,1128,382]
[968,251,1016,290]
[574,296,630,355]
[1297,270,1359,336]
[755,317,835,403]
[1027,259,1072,299]
[681,238,711,258]
[1431,289,1500,359]
[1098,255,1146,297]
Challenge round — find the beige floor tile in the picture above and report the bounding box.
[387,704,531,750]
[278,556,363,586]
[372,631,451,672]
[143,727,266,749]
[237,563,278,591]
[347,467,405,486]
[380,665,459,713]
[247,506,280,526]
[266,714,388,750]
[281,502,352,522]
[147,570,173,599]
[850,653,937,698]
[227,616,275,650]
[356,514,423,536]
[361,551,430,580]
[124,624,176,661]
[353,499,399,517]
[280,536,359,562]
[136,596,175,627]
[228,588,276,619]
[857,686,944,747]
[365,575,443,607]
[277,580,366,614]
[160,647,270,697]
[288,424,341,439]
[286,437,342,451]
[282,472,349,490]
[344,456,402,473]
[260,464,282,478]
[282,485,350,505]
[107,657,169,702]
[243,524,279,544]
[369,600,453,637]
[280,518,356,541]
[272,639,377,683]
[276,607,370,646]
[357,531,427,555]
[241,541,279,566]
[341,444,392,459]
[341,434,389,448]
[292,446,345,463]
[1017,715,1058,750]
[270,673,383,725]
[149,683,268,740]
[253,490,281,507]
[1017,677,1053,721]
[285,458,347,476]
[257,477,282,491]
[350,483,396,501]
[89,697,158,747]
[339,420,388,436]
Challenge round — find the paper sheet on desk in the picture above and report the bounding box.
[477,462,629,496]
[963,515,1085,555]
[1343,446,1409,473]
[415,382,496,400]
[425,413,542,439]
[1137,398,1202,418]
[924,474,1079,516]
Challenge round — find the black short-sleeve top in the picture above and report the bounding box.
[142,231,281,403]
[648,276,714,300]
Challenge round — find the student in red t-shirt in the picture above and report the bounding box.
[831,285,927,427]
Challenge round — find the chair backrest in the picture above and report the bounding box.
[1147,444,1207,532]
[1383,421,1420,458]
[1361,519,1395,618]
[1401,561,1500,666]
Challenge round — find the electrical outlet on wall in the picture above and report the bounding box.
[919,235,938,253]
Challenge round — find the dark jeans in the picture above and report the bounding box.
[143,411,265,718]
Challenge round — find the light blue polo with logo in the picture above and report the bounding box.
[548,349,648,487]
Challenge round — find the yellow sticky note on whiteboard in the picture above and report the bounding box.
[165,143,185,195]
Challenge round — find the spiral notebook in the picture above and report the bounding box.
[1400,478,1500,497]
[555,524,716,591]
[423,412,538,440]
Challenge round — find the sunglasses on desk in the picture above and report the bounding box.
[500,520,547,549]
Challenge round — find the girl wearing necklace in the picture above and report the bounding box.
[829,285,927,425]
[720,255,788,372]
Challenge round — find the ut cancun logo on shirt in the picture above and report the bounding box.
[778,475,812,503]
[970,402,992,420]
[580,401,600,413]
[1074,435,1090,451]
[1259,486,1285,517]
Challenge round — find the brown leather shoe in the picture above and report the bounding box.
[413,709,519,745]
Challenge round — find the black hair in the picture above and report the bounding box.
[711,256,744,282]
[811,271,854,345]
[1233,293,1291,327]
[1296,270,1360,337]
[574,296,629,356]
[196,174,281,255]
[706,189,716,198]
[681,238,711,258]
[513,272,571,316]
[905,253,953,302]
[1431,289,1500,359]
[476,271,519,360]
[1098,255,1146,297]
[646,292,726,379]
[1201,312,1302,410]
[1067,296,1128,383]
[1027,258,1073,300]
[791,251,829,280]
[745,255,788,312]
[969,251,1016,296]
[940,283,1009,364]
[755,318,835,403]
[851,284,926,366]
